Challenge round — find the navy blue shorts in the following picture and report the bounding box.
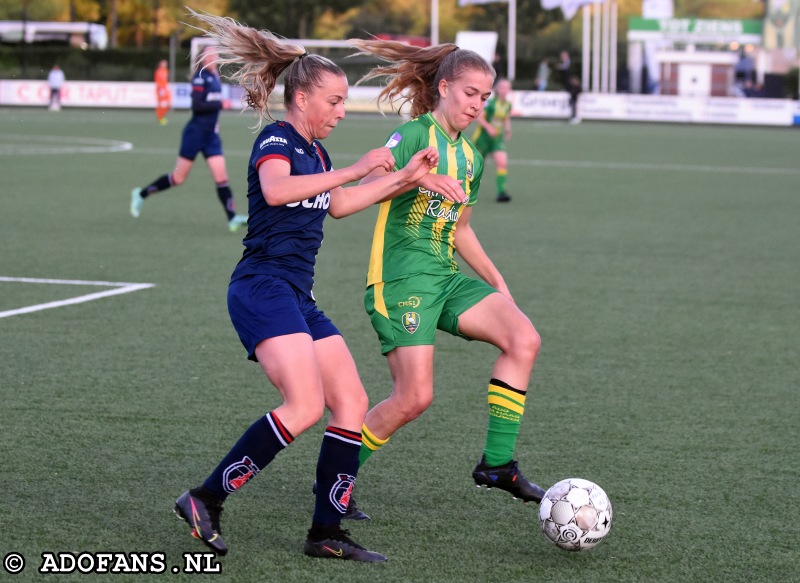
[228,274,340,362]
[179,123,223,160]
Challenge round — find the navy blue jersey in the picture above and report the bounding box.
[189,68,223,129]
[231,121,333,297]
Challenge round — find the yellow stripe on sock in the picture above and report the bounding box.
[489,390,525,407]
[488,394,525,415]
[488,385,526,406]
[362,424,389,450]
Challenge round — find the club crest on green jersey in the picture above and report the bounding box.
[402,312,420,334]
[465,159,474,180]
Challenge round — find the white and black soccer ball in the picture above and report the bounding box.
[539,478,612,551]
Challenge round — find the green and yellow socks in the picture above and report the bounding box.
[484,378,526,467]
[359,378,526,469]
[496,168,508,194]
[359,424,390,466]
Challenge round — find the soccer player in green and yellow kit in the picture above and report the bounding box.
[472,78,513,202]
[346,39,547,516]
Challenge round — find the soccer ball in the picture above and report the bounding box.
[539,478,612,551]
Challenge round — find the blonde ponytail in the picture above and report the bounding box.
[188,9,344,124]
[349,38,495,118]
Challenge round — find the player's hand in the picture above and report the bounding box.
[495,281,516,305]
[222,99,232,110]
[487,126,498,138]
[418,173,466,204]
[398,146,439,184]
[353,147,396,180]
[505,127,512,140]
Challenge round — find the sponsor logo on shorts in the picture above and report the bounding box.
[397,295,421,308]
[385,132,403,149]
[259,135,288,149]
[402,312,420,334]
[329,473,356,513]
[222,456,260,494]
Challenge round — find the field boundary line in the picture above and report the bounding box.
[510,158,800,176]
[331,153,800,176]
[0,134,133,156]
[0,276,155,319]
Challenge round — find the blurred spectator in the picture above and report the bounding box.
[743,79,765,98]
[735,50,755,85]
[47,64,65,111]
[535,58,550,91]
[155,59,172,125]
[557,50,571,90]
[567,75,582,124]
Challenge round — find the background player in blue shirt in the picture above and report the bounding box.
[172,11,440,562]
[130,47,247,232]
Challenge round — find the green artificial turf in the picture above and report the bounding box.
[1,107,798,582]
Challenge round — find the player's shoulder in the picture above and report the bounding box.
[252,122,296,160]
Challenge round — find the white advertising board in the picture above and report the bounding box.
[2,80,797,126]
[0,80,194,109]
[576,93,795,126]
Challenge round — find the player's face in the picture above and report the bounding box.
[303,72,349,140]
[202,50,218,72]
[495,79,512,100]
[436,69,494,135]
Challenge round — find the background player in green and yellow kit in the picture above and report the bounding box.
[472,78,513,202]
[347,39,547,514]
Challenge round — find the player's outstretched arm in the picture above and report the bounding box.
[328,147,439,218]
[259,147,395,207]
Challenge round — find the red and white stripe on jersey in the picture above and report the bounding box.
[255,153,290,169]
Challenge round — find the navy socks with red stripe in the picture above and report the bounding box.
[215,181,236,220]
[141,174,172,198]
[312,427,362,527]
[202,411,294,501]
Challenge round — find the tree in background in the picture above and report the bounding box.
[228,0,361,38]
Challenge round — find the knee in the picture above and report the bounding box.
[393,389,433,424]
[508,323,541,364]
[328,386,369,422]
[288,395,326,433]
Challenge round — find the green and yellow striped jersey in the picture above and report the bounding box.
[367,113,484,286]
[472,96,512,140]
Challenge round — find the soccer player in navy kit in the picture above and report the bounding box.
[172,12,441,562]
[130,47,248,232]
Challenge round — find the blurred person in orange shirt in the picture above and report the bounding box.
[155,60,171,125]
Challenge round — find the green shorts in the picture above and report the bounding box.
[365,272,497,354]
[474,130,506,156]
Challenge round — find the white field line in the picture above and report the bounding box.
[0,134,132,155]
[0,276,155,319]
[510,158,800,176]
[325,153,800,177]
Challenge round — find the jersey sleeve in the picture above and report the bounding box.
[384,119,427,172]
[252,128,293,170]
[191,73,223,113]
[466,140,484,207]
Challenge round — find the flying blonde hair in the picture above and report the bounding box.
[188,8,345,125]
[348,38,495,118]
